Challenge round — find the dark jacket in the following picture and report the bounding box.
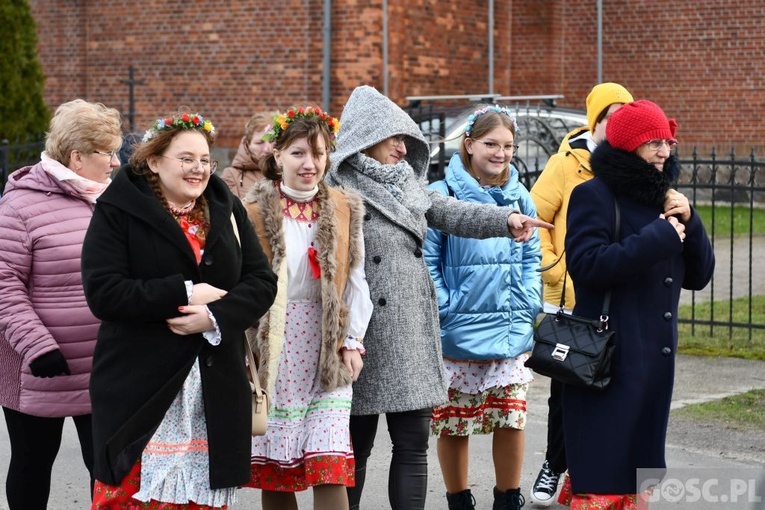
[563,142,715,494]
[81,167,277,489]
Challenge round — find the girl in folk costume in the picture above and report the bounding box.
[243,107,373,510]
[424,106,542,510]
[82,111,278,509]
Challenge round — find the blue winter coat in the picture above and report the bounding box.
[424,153,543,361]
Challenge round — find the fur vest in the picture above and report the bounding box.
[244,180,364,394]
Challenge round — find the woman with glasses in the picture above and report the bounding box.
[220,111,278,199]
[560,100,714,509]
[424,105,541,510]
[326,86,551,510]
[0,99,121,510]
[81,110,278,509]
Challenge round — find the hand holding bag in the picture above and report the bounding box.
[525,199,620,390]
[231,212,269,435]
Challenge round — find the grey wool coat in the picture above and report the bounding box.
[327,85,517,415]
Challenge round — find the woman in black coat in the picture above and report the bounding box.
[561,100,715,508]
[81,112,277,509]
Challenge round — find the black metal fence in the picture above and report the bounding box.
[1,137,46,192]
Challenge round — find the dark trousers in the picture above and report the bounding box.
[2,407,94,510]
[545,379,567,474]
[347,408,431,510]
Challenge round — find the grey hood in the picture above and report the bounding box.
[329,85,430,182]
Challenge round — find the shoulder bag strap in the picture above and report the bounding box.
[599,198,620,329]
[230,212,263,394]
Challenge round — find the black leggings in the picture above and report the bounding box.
[2,407,94,510]
[347,408,431,510]
[545,379,567,474]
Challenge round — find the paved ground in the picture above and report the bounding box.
[2,354,764,509]
[679,234,765,305]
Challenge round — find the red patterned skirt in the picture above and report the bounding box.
[92,461,226,510]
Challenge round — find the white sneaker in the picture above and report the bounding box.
[530,460,561,507]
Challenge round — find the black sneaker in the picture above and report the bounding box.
[530,460,561,507]
[493,487,525,510]
[446,489,477,510]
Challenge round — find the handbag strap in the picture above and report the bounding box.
[598,198,620,329]
[230,212,264,396]
[245,336,264,396]
[556,197,620,327]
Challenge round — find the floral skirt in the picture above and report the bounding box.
[92,461,226,510]
[558,472,641,510]
[245,300,354,492]
[431,383,528,436]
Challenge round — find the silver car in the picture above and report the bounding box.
[407,95,588,186]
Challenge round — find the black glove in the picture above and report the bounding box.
[29,350,71,378]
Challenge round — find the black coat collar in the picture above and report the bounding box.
[590,141,680,208]
[97,166,235,262]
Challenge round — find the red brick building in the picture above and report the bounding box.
[29,1,765,154]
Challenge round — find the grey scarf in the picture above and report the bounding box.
[345,152,431,237]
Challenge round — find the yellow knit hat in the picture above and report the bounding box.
[585,83,634,132]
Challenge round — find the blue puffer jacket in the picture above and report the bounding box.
[424,153,542,361]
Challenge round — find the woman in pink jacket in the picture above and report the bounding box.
[0,99,122,510]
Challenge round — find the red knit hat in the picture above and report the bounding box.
[606,100,678,152]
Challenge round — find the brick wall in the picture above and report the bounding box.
[29,0,765,155]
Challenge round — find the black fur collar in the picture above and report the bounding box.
[589,141,680,208]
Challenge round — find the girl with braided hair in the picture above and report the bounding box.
[81,109,278,509]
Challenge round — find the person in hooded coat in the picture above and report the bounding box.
[560,100,715,509]
[220,111,277,199]
[326,85,551,510]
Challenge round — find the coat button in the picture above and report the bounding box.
[663,312,672,321]
[661,347,672,356]
[414,248,422,258]
[664,277,673,287]
[204,255,214,266]
[205,356,214,367]
[364,213,372,221]
[378,298,387,306]
[373,255,382,264]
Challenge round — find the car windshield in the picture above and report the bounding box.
[409,102,588,186]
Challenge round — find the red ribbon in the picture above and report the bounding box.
[307,246,321,279]
[179,218,202,263]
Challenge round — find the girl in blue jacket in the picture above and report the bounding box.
[424,105,542,510]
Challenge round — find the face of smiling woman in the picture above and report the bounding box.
[274,135,328,192]
[148,131,213,206]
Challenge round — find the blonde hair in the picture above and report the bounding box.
[45,99,122,167]
[244,111,279,143]
[460,107,516,187]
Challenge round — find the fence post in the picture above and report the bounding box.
[1,139,9,192]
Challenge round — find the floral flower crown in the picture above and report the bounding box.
[465,105,519,136]
[142,113,216,143]
[263,106,341,147]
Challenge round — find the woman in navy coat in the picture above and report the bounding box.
[562,100,715,508]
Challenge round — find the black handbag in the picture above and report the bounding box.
[525,200,620,390]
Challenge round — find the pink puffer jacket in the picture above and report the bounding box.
[0,163,100,417]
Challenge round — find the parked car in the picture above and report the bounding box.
[406,96,588,187]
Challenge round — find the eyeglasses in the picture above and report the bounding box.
[644,139,678,151]
[161,155,218,174]
[93,149,120,160]
[389,135,406,148]
[473,139,519,155]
